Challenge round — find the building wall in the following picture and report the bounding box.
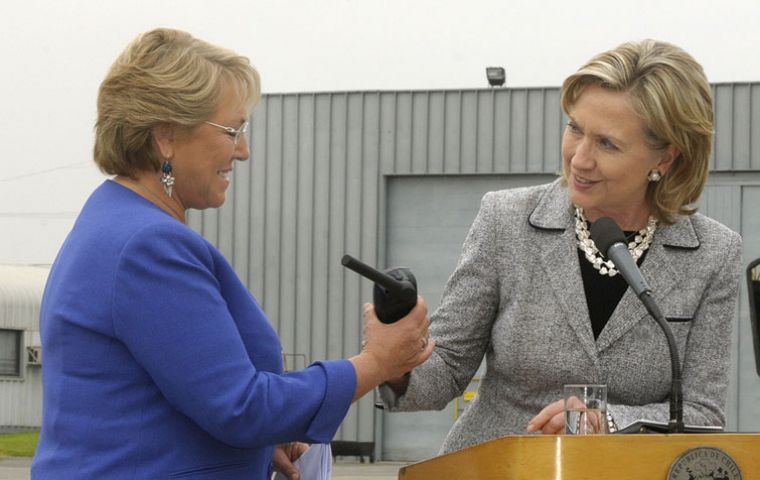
[0,265,48,428]
[188,84,760,458]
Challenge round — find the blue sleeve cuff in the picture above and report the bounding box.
[304,359,356,443]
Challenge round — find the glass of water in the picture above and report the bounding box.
[564,384,608,435]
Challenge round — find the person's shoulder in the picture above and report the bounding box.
[125,217,209,256]
[481,179,560,211]
[688,212,742,249]
[94,186,214,262]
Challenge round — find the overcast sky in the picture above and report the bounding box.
[1,0,759,264]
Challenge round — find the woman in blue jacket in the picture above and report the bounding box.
[31,28,433,480]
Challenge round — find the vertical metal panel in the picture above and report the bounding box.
[201,204,220,247]
[748,84,760,170]
[294,95,315,367]
[231,124,252,279]
[493,90,512,172]
[526,89,545,171]
[509,89,529,171]
[379,93,398,175]
[326,93,347,362]
[476,91,495,172]
[310,94,332,364]
[732,84,751,171]
[426,92,446,173]
[411,92,429,173]
[752,85,760,169]
[248,97,268,297]
[698,183,742,232]
[739,185,760,431]
[394,93,412,174]
[697,181,742,431]
[217,168,235,261]
[459,91,478,173]
[187,83,760,448]
[543,89,564,174]
[713,85,731,171]
[712,83,759,171]
[277,95,300,352]
[326,91,349,436]
[443,92,462,173]
[263,96,284,332]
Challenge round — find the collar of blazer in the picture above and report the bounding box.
[527,178,701,250]
[524,179,701,354]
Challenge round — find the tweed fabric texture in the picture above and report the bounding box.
[381,179,742,454]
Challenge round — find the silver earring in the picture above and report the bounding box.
[648,170,661,182]
[160,160,175,197]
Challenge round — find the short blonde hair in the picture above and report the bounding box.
[94,28,261,176]
[561,39,713,224]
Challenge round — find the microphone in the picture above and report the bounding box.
[590,217,684,433]
[341,254,418,324]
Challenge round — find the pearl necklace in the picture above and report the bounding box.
[574,207,656,277]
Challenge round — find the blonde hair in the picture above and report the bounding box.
[94,28,261,176]
[561,39,713,224]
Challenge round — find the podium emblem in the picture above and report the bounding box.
[668,446,742,479]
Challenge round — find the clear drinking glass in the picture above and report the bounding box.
[564,384,608,435]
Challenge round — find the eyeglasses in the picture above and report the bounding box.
[204,120,249,145]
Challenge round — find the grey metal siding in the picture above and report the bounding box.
[0,265,48,428]
[739,185,760,431]
[712,83,760,170]
[188,83,760,448]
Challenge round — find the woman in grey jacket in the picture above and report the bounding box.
[380,39,742,454]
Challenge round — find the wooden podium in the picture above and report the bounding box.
[397,434,760,479]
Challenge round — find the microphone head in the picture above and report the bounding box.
[589,217,626,257]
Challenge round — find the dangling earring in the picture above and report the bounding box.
[160,160,175,197]
[647,169,661,182]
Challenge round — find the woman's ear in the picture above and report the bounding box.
[152,124,175,159]
[656,144,679,175]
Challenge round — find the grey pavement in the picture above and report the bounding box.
[0,458,29,480]
[0,457,407,479]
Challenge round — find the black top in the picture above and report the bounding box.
[578,233,648,339]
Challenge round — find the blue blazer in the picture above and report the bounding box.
[32,181,355,479]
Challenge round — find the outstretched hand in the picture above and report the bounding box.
[360,297,435,381]
[350,296,434,401]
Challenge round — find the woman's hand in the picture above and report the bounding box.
[272,442,309,480]
[361,297,434,379]
[527,398,566,434]
[528,397,604,434]
[350,297,434,400]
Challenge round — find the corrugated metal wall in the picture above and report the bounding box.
[187,83,760,445]
[712,83,760,170]
[0,265,48,427]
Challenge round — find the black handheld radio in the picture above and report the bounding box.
[341,254,417,324]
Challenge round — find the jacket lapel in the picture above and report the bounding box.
[528,180,702,358]
[596,215,700,352]
[530,180,599,362]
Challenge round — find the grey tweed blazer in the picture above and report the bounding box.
[381,179,742,454]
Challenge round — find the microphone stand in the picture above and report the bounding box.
[639,291,684,433]
[592,217,685,433]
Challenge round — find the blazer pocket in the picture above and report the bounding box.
[168,461,248,478]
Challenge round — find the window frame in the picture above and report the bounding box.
[0,328,24,379]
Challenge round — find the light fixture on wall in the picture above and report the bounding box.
[486,67,506,87]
